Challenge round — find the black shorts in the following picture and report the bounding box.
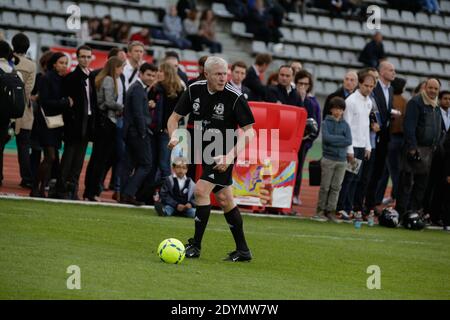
[200,163,234,193]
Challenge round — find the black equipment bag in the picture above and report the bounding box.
[309,159,321,186]
[0,68,26,119]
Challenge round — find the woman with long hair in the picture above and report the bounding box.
[83,56,125,201]
[145,62,185,190]
[30,51,60,188]
[30,52,73,197]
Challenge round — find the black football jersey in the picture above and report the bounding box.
[174,80,255,157]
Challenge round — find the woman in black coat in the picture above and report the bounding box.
[30,52,73,197]
[148,62,185,181]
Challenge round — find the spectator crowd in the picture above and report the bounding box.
[0,0,449,230]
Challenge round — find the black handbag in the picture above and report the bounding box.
[309,159,322,186]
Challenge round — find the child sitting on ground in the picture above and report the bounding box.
[155,157,196,218]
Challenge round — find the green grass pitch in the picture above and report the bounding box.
[0,199,449,300]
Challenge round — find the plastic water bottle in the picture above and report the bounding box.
[354,211,362,229]
[367,210,375,227]
[260,159,273,206]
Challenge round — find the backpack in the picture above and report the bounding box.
[0,68,26,119]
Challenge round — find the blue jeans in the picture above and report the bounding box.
[337,147,366,212]
[149,131,171,184]
[164,205,196,218]
[158,132,171,178]
[164,34,192,49]
[422,0,440,13]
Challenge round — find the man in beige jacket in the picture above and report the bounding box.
[12,33,36,189]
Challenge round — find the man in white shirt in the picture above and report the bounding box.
[228,61,251,100]
[123,41,145,90]
[337,72,377,218]
[57,45,96,200]
[242,53,272,101]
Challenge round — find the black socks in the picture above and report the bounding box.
[193,204,211,248]
[224,206,249,252]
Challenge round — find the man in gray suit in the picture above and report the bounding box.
[120,63,157,206]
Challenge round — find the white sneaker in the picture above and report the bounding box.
[382,197,394,205]
[338,210,350,220]
[292,196,302,205]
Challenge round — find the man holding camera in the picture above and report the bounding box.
[395,78,442,222]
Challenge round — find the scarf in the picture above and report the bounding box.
[421,91,438,108]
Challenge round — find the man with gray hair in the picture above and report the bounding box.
[167,56,256,262]
[322,70,358,119]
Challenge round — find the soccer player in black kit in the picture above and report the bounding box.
[167,57,255,262]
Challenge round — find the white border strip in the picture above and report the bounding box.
[0,194,447,229]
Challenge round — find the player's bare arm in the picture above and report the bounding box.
[167,112,183,150]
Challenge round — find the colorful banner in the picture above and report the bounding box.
[232,160,296,209]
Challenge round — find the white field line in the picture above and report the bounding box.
[1,194,446,238]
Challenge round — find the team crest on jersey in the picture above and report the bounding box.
[214,103,224,115]
[212,103,224,120]
[193,98,200,114]
[193,103,200,113]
